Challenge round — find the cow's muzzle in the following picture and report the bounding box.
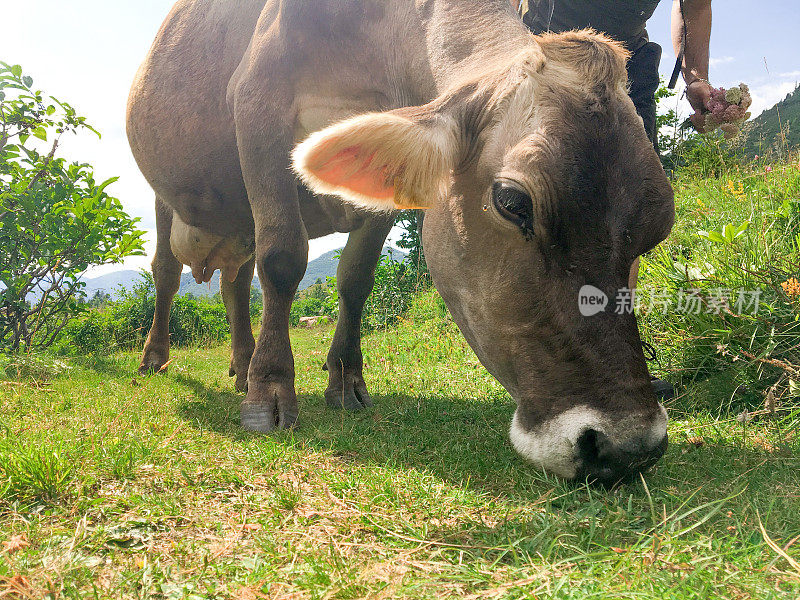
[509,404,668,486]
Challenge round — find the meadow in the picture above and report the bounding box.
[1,153,799,599]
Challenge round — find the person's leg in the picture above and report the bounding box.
[627,41,662,152]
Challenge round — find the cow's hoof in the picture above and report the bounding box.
[139,355,168,375]
[325,372,373,411]
[229,362,249,393]
[240,382,299,433]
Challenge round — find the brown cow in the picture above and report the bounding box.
[127,0,674,485]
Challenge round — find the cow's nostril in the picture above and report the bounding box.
[575,428,665,487]
[576,428,611,466]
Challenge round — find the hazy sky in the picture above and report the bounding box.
[1,1,798,276]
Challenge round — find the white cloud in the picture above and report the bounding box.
[710,56,734,68]
[748,80,799,117]
[779,70,800,79]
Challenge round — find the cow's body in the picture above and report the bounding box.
[128,0,675,484]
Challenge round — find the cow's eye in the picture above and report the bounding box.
[491,182,534,235]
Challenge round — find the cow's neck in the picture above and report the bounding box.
[418,0,534,93]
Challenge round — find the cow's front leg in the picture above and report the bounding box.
[239,198,307,432]
[221,256,256,392]
[325,215,394,410]
[235,101,307,432]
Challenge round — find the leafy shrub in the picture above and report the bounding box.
[0,63,144,352]
[110,275,228,349]
[290,280,332,327]
[363,254,418,330]
[320,254,418,331]
[57,273,229,354]
[60,309,110,354]
[394,210,432,286]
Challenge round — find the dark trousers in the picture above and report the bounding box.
[627,41,662,152]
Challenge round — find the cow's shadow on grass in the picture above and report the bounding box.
[172,372,799,507]
[173,372,550,499]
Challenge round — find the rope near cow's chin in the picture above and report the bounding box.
[518,1,555,30]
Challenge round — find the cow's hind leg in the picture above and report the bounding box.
[222,256,256,392]
[139,197,182,374]
[325,215,394,410]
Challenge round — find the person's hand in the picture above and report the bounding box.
[686,79,713,132]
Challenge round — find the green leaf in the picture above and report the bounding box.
[32,127,48,141]
[697,230,726,244]
[722,223,736,243]
[11,64,22,78]
[734,221,750,238]
[22,76,33,88]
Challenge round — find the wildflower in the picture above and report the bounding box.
[765,165,773,173]
[782,278,800,298]
[726,180,745,199]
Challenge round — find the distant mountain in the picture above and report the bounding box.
[81,270,141,298]
[300,248,340,290]
[742,84,800,157]
[81,246,405,299]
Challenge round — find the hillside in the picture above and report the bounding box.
[80,270,141,298]
[742,84,800,157]
[80,246,405,298]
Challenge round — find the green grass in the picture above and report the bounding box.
[1,301,798,599]
[640,157,800,407]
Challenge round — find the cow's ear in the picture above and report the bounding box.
[292,109,458,210]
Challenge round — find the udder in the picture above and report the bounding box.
[170,213,255,284]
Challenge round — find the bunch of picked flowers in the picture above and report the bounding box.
[703,83,752,139]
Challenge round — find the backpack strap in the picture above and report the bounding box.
[668,0,686,89]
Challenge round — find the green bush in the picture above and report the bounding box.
[319,254,417,331]
[0,63,145,353]
[290,280,332,327]
[57,273,229,354]
[60,309,110,354]
[362,254,418,330]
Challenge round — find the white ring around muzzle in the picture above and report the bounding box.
[509,404,668,479]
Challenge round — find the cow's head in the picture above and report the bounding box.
[293,31,675,485]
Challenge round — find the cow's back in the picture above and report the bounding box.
[127,0,268,233]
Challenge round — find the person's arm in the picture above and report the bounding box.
[672,0,713,131]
